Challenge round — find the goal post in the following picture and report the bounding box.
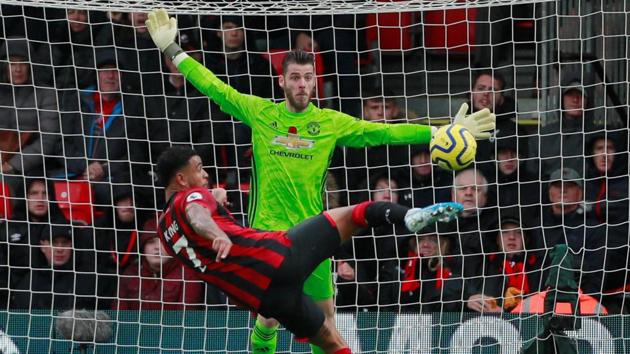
[0,0,628,352]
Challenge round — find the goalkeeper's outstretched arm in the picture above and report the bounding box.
[146,9,264,125]
[146,8,496,140]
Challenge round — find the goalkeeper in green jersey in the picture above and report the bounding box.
[146,9,495,354]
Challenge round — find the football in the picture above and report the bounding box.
[429,124,477,171]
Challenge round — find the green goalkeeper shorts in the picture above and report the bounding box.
[303,258,334,301]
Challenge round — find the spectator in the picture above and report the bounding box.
[0,178,65,308]
[145,43,213,199]
[8,225,99,311]
[584,135,630,313]
[106,11,163,95]
[56,48,149,205]
[490,136,540,224]
[441,168,497,283]
[537,76,596,178]
[114,218,205,310]
[0,37,61,180]
[94,186,142,276]
[51,9,111,90]
[465,212,542,313]
[399,145,452,208]
[466,70,521,174]
[345,88,411,197]
[361,89,405,123]
[584,134,629,225]
[205,15,282,185]
[335,173,410,311]
[399,229,462,312]
[540,167,606,297]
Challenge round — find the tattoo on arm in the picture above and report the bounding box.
[185,203,228,241]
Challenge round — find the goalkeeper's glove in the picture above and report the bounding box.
[451,103,496,140]
[146,9,182,60]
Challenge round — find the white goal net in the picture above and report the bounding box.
[0,0,628,352]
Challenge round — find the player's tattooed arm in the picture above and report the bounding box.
[185,203,232,261]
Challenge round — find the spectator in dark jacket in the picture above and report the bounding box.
[488,136,540,224]
[584,134,629,226]
[399,229,463,312]
[399,145,452,208]
[114,218,206,310]
[441,168,498,284]
[9,225,99,311]
[533,75,624,179]
[144,37,213,207]
[94,186,142,276]
[102,11,163,95]
[51,9,111,90]
[53,48,150,205]
[0,37,60,179]
[0,178,66,308]
[539,167,606,298]
[584,134,630,312]
[465,212,542,313]
[204,15,282,185]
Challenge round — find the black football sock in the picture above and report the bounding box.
[351,201,409,227]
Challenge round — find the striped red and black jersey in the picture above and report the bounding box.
[157,187,292,311]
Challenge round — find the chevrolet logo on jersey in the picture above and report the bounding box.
[272,133,314,150]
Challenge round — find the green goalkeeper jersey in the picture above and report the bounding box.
[177,56,433,230]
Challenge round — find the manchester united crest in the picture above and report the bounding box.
[306,122,320,136]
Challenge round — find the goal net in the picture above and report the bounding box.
[0,0,628,352]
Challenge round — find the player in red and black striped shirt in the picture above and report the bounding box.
[155,146,463,354]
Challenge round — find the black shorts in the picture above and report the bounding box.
[257,213,341,338]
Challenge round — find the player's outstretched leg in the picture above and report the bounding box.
[250,315,279,353]
[404,202,463,232]
[327,201,463,243]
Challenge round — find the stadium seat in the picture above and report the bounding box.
[261,49,325,99]
[0,182,13,220]
[423,7,478,53]
[53,180,95,225]
[365,10,416,51]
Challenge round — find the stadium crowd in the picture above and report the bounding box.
[0,7,628,316]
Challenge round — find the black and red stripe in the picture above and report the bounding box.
[157,187,292,311]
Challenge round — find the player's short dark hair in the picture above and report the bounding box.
[282,49,315,75]
[156,145,198,186]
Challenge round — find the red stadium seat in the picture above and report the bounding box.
[365,10,416,51]
[0,182,13,220]
[53,180,95,225]
[261,49,326,99]
[423,7,478,53]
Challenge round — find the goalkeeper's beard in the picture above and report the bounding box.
[284,87,313,112]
